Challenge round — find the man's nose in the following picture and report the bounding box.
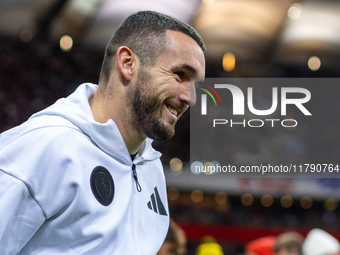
[178,81,197,106]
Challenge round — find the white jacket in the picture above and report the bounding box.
[0,83,169,255]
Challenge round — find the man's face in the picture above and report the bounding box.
[128,30,206,140]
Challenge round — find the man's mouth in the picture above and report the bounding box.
[165,104,178,117]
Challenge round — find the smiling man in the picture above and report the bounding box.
[0,11,205,255]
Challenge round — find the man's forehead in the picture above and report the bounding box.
[165,30,199,48]
[164,30,206,78]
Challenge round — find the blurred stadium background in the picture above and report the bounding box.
[1,0,340,254]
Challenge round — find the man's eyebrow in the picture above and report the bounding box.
[173,64,197,76]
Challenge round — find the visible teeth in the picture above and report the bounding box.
[167,105,178,117]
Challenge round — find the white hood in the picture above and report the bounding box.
[29,83,161,164]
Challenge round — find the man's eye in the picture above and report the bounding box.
[175,71,185,79]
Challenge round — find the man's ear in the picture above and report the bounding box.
[116,46,138,82]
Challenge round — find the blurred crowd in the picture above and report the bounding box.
[0,35,102,132]
[243,229,340,255]
[159,221,340,255]
[169,192,340,230]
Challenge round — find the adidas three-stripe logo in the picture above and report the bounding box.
[147,186,167,216]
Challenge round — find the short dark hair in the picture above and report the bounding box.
[99,10,206,85]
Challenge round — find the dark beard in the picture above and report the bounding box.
[128,68,175,140]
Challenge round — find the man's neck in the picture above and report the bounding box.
[90,86,145,155]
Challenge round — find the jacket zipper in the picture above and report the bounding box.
[132,164,142,192]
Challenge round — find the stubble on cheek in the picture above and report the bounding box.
[127,72,175,140]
